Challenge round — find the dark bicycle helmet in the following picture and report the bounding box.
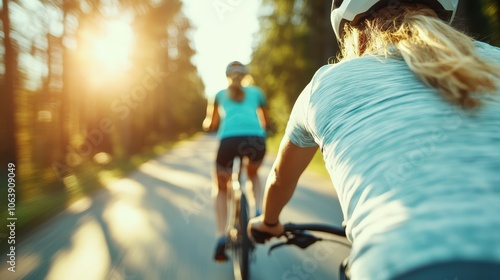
[225,61,248,77]
[330,0,459,40]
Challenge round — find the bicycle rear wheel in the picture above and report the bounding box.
[232,193,251,280]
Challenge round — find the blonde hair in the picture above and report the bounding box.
[339,4,500,109]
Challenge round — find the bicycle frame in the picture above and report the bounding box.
[226,156,251,280]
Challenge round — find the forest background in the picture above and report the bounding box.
[1,0,499,253]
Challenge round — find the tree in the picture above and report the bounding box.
[1,0,18,169]
[251,0,500,132]
[1,0,205,198]
[250,0,336,131]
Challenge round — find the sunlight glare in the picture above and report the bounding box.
[79,18,135,90]
[181,0,261,98]
[91,19,134,71]
[46,217,111,280]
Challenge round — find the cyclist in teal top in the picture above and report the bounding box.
[249,1,500,279]
[203,61,270,262]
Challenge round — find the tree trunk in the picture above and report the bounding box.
[1,0,18,167]
[59,1,70,164]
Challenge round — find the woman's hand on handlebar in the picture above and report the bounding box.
[247,215,284,244]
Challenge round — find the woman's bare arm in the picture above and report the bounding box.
[248,135,318,237]
[264,136,318,223]
[202,103,220,131]
[258,106,271,131]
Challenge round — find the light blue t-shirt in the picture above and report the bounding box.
[215,86,267,139]
[286,41,500,280]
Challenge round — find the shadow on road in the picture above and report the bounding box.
[0,134,349,280]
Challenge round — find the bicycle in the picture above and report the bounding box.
[251,222,351,280]
[225,156,252,280]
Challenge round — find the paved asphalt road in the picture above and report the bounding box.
[0,133,350,280]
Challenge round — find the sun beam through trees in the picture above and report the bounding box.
[1,0,499,255]
[0,0,206,247]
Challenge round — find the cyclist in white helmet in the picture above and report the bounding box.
[204,61,271,262]
[249,0,500,279]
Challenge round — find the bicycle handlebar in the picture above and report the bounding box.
[251,222,348,255]
[284,223,346,236]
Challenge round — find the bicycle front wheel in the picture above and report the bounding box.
[232,193,251,280]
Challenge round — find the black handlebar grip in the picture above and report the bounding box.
[251,228,274,244]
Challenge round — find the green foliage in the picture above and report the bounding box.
[480,0,500,45]
[252,0,500,134]
[250,0,339,132]
[454,0,496,44]
[0,0,206,203]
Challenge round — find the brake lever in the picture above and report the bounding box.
[267,230,322,255]
[268,242,288,255]
[287,231,322,249]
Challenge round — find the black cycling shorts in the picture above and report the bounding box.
[216,136,266,170]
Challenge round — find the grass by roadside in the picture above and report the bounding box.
[0,135,195,255]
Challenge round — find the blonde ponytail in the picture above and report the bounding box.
[340,4,500,109]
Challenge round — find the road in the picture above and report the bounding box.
[0,134,349,280]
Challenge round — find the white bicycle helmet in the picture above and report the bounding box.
[331,0,459,40]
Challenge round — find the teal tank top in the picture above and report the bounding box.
[215,86,267,139]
